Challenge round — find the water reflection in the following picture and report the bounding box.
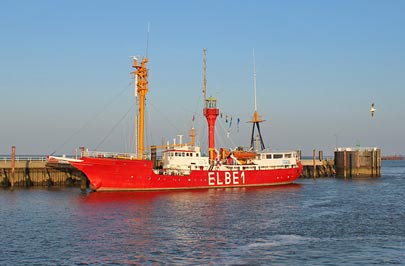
[74,184,303,264]
[81,184,302,204]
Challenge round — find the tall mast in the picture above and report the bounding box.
[132,56,149,159]
[203,48,207,103]
[253,48,257,112]
[249,49,265,151]
[202,48,219,163]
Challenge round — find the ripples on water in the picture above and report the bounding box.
[1,161,404,265]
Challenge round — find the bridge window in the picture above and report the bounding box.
[274,154,283,159]
[266,154,272,159]
[285,153,292,158]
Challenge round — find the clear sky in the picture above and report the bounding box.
[1,0,404,156]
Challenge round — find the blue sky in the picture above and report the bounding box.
[1,0,404,156]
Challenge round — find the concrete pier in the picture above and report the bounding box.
[334,147,381,178]
[300,158,335,178]
[1,157,87,188]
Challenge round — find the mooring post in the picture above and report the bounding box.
[313,149,316,178]
[371,149,375,177]
[11,145,15,186]
[376,150,381,177]
[343,150,347,179]
[319,150,323,161]
[80,175,87,191]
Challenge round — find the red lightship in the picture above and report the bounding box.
[50,50,302,191]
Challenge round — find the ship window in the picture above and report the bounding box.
[274,154,283,159]
[266,154,272,159]
[285,153,292,158]
[175,152,179,156]
[182,152,185,157]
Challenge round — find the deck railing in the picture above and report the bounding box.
[82,150,139,159]
[1,156,48,162]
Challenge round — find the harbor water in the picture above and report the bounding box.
[1,160,404,265]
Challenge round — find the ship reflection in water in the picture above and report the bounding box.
[82,184,302,204]
[76,185,302,264]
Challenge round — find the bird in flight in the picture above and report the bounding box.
[370,103,376,117]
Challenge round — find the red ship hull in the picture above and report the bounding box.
[71,157,303,191]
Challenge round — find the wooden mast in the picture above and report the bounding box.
[132,56,149,159]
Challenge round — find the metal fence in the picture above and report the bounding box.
[1,156,48,162]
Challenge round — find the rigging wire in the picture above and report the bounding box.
[122,109,136,154]
[50,82,133,155]
[145,101,152,153]
[216,117,237,149]
[94,103,135,151]
[147,101,183,133]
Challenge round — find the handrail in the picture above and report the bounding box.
[82,151,139,159]
[1,156,48,162]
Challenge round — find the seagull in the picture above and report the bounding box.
[370,103,376,117]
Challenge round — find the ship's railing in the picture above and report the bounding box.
[82,150,139,160]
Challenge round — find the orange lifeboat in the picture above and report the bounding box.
[232,150,256,160]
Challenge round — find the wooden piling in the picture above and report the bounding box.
[343,150,347,179]
[313,149,317,178]
[80,175,87,191]
[371,149,375,177]
[356,151,360,177]
[11,146,15,181]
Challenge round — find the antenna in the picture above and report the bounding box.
[146,22,150,58]
[249,48,265,151]
[253,48,257,111]
[203,48,207,103]
[131,55,138,98]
